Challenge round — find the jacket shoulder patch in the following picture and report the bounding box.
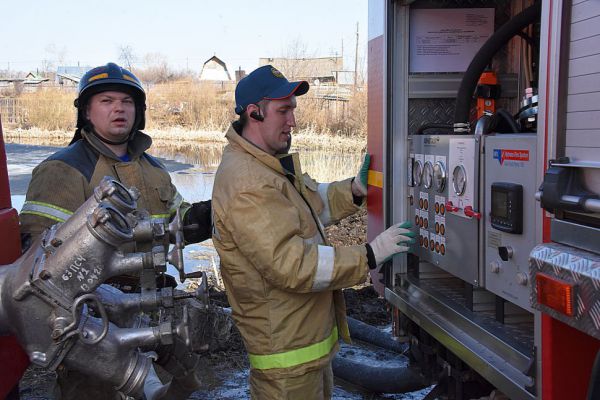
[46,140,98,182]
[143,153,166,169]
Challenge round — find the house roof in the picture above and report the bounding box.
[200,55,232,81]
[258,56,344,81]
[56,72,82,83]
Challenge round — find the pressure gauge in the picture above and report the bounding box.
[413,160,423,186]
[452,165,467,196]
[433,161,446,193]
[423,161,434,189]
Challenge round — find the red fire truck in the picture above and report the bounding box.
[367,1,600,399]
[0,119,30,396]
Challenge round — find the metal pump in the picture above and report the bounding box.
[0,177,210,398]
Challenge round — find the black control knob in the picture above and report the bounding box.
[498,246,513,262]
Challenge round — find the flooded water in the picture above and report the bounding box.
[5,138,363,288]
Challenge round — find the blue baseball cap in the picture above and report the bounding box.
[235,65,309,115]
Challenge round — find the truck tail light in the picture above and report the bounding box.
[536,273,575,316]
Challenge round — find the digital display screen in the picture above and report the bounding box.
[492,191,509,219]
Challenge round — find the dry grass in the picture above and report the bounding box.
[295,89,367,137]
[15,89,75,131]
[146,81,235,132]
[2,82,367,148]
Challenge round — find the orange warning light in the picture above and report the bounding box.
[536,273,576,317]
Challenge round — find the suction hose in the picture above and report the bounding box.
[454,2,541,133]
[332,317,428,393]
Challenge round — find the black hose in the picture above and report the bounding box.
[347,317,407,354]
[331,317,426,394]
[495,108,521,133]
[333,356,428,394]
[454,2,541,132]
[415,123,454,135]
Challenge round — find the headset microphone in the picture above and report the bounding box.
[250,111,264,122]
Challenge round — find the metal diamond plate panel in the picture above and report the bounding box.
[530,243,600,340]
[408,98,455,134]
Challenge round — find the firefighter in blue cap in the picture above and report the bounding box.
[212,65,413,399]
[19,62,216,399]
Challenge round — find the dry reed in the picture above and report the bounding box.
[2,81,367,150]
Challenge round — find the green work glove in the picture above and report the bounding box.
[369,221,415,265]
[352,153,371,197]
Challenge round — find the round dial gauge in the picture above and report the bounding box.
[452,165,467,196]
[433,161,446,193]
[423,161,434,189]
[413,160,423,186]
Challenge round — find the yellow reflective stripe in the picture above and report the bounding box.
[21,201,73,222]
[88,72,108,82]
[151,213,170,221]
[20,210,64,223]
[368,170,383,188]
[122,74,137,83]
[248,326,338,370]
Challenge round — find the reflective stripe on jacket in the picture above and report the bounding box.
[212,126,369,379]
[20,129,187,240]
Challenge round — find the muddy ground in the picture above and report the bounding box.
[19,208,425,399]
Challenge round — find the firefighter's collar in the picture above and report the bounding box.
[81,129,152,161]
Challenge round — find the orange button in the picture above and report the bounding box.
[424,199,429,210]
[419,198,424,209]
[440,244,446,255]
[435,242,440,253]
[415,215,420,225]
[440,204,445,215]
[430,239,435,250]
[435,222,440,234]
[419,216,424,227]
[435,202,440,214]
[440,224,445,235]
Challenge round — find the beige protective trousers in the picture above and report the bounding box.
[249,364,334,400]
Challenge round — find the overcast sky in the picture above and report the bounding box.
[1,0,367,75]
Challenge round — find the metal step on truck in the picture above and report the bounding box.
[367,1,600,399]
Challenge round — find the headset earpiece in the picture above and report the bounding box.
[250,111,264,122]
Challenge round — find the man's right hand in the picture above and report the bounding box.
[369,221,414,266]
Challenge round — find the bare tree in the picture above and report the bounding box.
[276,37,317,80]
[45,44,68,68]
[118,45,136,70]
[136,53,172,85]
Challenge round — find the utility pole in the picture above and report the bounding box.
[354,22,359,91]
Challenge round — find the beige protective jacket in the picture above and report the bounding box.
[20,129,185,240]
[212,126,369,379]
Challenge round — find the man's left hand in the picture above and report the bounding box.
[352,153,370,197]
[183,200,212,243]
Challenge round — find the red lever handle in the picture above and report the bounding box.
[464,206,482,220]
[445,201,459,212]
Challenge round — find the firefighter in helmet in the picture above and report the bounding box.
[19,62,215,399]
[21,62,211,246]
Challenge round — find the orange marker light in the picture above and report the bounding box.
[536,273,576,317]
